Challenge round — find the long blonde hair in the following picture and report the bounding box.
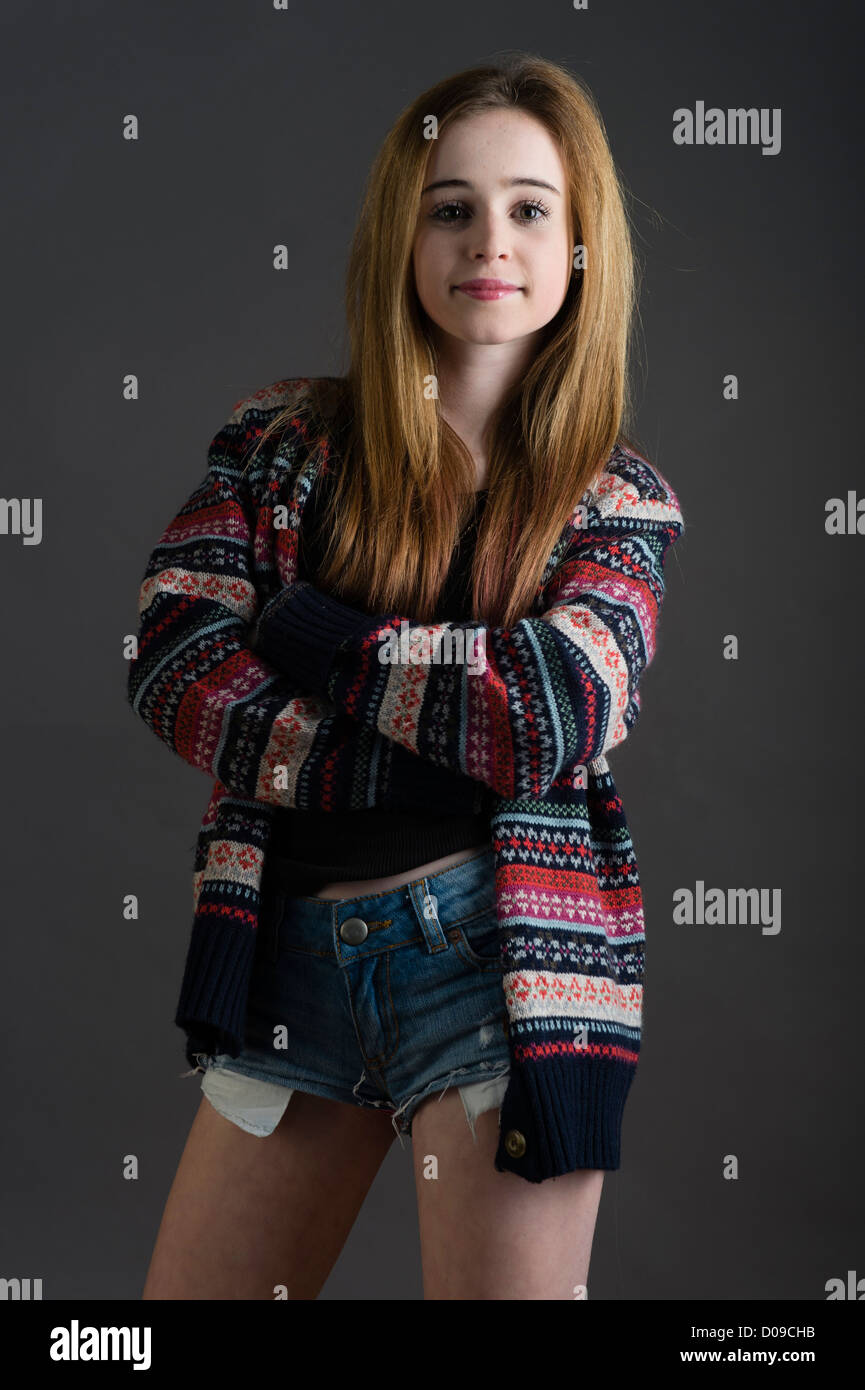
[249,52,649,628]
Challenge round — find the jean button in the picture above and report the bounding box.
[339,916,369,944]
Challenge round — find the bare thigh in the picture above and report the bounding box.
[142,1090,395,1300]
[411,1088,604,1300]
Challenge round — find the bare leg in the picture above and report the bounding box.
[142,1090,395,1300]
[411,1087,604,1300]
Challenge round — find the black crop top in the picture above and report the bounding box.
[265,478,493,892]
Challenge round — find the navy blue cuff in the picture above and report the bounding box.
[253,580,379,694]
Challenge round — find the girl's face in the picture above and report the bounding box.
[413,108,573,349]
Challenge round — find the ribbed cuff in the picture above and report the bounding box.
[494,1048,635,1182]
[254,580,379,694]
[174,912,258,1068]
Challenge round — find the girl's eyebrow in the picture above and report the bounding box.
[420,176,561,196]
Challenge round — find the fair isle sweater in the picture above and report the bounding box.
[126,377,685,1184]
[266,483,494,889]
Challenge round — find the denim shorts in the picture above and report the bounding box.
[188,846,511,1150]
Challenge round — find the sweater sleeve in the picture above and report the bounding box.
[126,402,397,810]
[251,460,685,800]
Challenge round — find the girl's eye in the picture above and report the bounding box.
[429,197,552,225]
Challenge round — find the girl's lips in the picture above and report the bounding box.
[456,284,522,301]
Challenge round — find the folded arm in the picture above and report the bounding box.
[252,461,685,800]
[126,401,415,810]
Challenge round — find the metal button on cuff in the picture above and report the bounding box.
[504,1129,527,1158]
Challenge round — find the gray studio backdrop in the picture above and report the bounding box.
[2,0,862,1299]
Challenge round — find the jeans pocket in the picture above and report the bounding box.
[449,907,504,972]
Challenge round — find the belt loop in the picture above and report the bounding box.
[269,900,281,963]
[407,876,448,954]
[264,884,285,963]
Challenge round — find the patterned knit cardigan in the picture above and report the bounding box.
[126,377,685,1184]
